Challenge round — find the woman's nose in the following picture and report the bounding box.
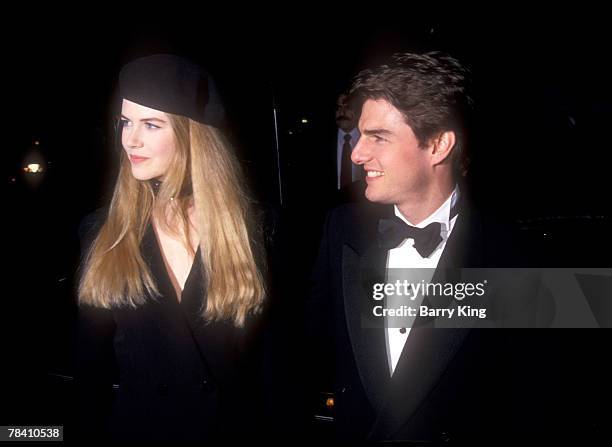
[124,126,143,149]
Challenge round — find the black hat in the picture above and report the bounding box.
[119,54,225,127]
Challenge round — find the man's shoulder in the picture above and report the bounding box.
[322,202,391,250]
[458,202,533,267]
[328,201,390,225]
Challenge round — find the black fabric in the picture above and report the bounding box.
[75,208,264,442]
[340,133,353,189]
[377,218,442,257]
[377,198,461,256]
[119,54,225,127]
[307,199,609,443]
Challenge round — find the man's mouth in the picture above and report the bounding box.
[366,170,384,178]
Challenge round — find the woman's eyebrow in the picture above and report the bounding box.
[120,114,167,123]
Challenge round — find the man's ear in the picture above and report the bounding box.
[430,130,456,166]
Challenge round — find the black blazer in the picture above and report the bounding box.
[308,200,607,443]
[75,208,265,442]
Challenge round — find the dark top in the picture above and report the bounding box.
[307,200,610,443]
[75,207,269,442]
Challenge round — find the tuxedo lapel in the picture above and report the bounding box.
[342,242,390,411]
[421,205,483,313]
[340,204,393,411]
[436,204,483,272]
[367,326,470,440]
[367,204,478,440]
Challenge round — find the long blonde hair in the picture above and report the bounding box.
[78,114,266,327]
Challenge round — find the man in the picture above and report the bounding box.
[335,92,362,190]
[308,52,603,443]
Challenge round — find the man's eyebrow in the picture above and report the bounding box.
[362,128,393,136]
[120,115,167,123]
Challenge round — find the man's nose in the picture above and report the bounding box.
[351,138,369,165]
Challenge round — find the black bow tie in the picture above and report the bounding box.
[378,217,443,258]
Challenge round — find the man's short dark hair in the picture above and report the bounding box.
[350,51,473,176]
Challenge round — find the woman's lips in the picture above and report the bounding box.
[129,155,149,164]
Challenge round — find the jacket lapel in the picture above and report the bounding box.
[342,242,390,411]
[366,204,479,440]
[367,326,470,440]
[142,222,237,383]
[340,204,393,411]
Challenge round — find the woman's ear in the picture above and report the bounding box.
[430,130,456,166]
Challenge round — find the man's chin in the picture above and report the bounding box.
[364,188,387,204]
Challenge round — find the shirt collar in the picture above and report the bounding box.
[338,127,360,142]
[394,184,460,231]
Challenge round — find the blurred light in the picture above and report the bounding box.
[326,397,334,409]
[301,119,308,124]
[24,163,43,173]
[34,140,40,146]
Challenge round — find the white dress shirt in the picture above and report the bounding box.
[385,185,460,374]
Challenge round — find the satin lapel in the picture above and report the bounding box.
[436,204,484,272]
[341,204,395,411]
[367,326,470,440]
[342,242,391,411]
[424,207,483,315]
[367,207,478,440]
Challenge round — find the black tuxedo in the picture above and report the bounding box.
[308,200,608,443]
[75,208,265,442]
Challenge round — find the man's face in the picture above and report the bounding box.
[335,94,358,132]
[351,99,431,206]
[120,99,176,181]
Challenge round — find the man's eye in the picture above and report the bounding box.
[374,135,386,143]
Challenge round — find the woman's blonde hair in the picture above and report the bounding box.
[78,114,266,327]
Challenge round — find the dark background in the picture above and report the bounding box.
[3,9,611,439]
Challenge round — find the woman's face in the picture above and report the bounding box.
[120,99,176,181]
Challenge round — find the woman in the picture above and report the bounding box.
[76,54,268,442]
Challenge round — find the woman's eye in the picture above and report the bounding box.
[120,119,132,128]
[145,122,160,129]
